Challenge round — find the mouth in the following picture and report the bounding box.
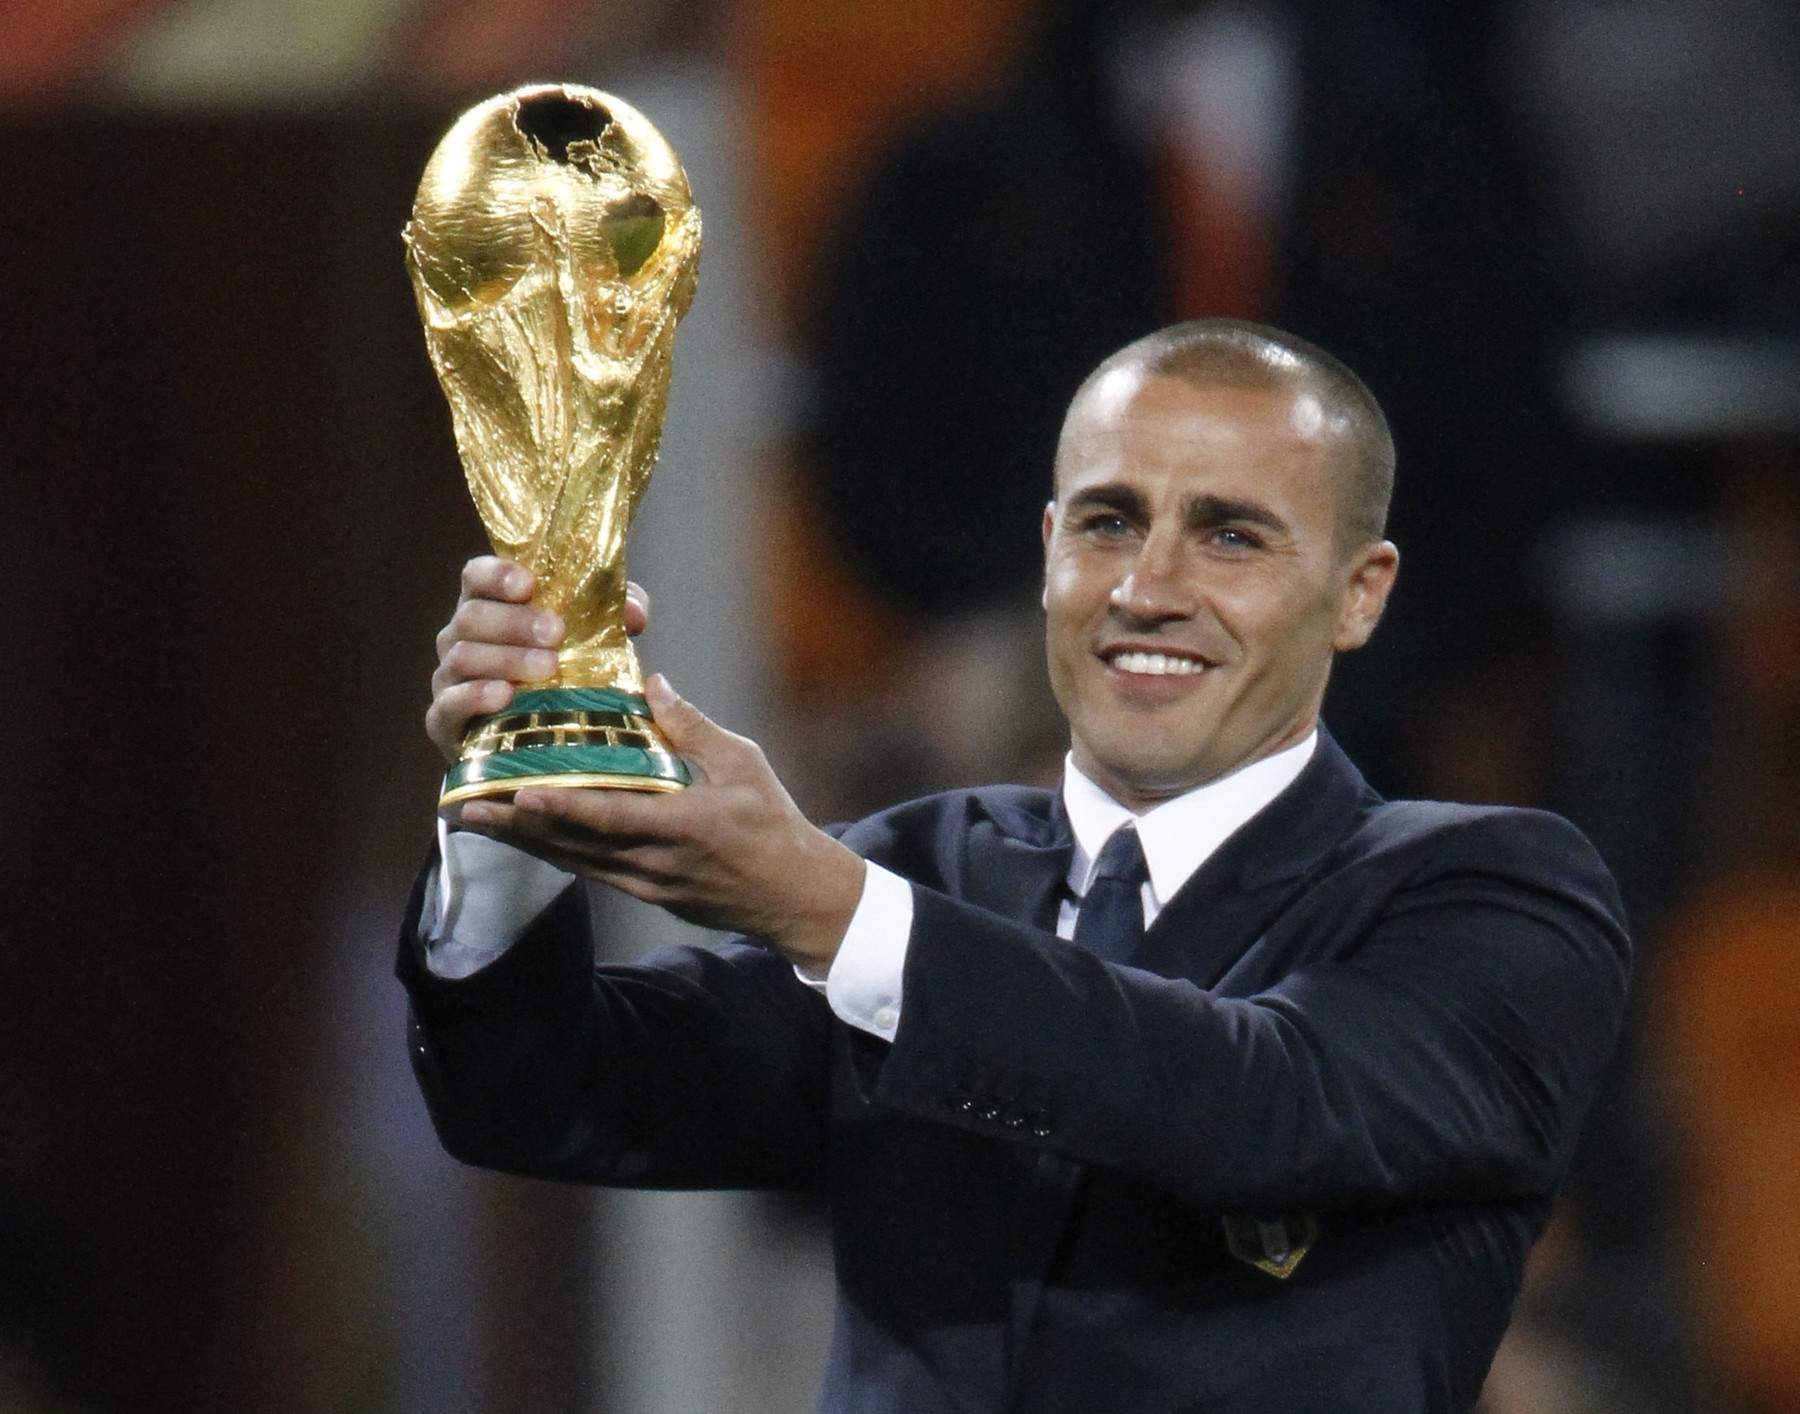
[1099,646,1213,677]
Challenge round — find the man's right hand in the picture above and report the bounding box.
[426,556,649,764]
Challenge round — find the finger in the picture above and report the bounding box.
[426,679,513,761]
[434,640,559,693]
[642,675,749,776]
[461,556,536,604]
[464,796,667,868]
[624,581,650,638]
[455,810,591,876]
[440,599,564,657]
[512,785,677,842]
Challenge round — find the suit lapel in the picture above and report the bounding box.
[1134,731,1376,989]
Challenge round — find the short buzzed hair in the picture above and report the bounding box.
[1066,320,1396,549]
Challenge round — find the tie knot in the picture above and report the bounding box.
[1091,826,1148,889]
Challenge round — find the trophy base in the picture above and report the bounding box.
[439,686,690,814]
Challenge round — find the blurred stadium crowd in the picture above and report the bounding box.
[2,0,1796,1410]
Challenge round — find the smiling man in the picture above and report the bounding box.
[1043,331,1398,808]
[400,320,1630,1414]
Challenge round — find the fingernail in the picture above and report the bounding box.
[505,568,531,596]
[461,801,498,826]
[525,649,558,678]
[645,674,676,707]
[514,789,547,812]
[484,680,512,707]
[534,613,562,645]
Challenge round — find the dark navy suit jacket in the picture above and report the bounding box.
[398,732,1630,1413]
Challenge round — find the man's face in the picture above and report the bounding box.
[1042,369,1397,810]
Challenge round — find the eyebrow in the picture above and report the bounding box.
[1185,494,1290,537]
[1064,484,1151,520]
[1061,485,1293,538]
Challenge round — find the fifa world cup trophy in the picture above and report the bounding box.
[405,84,702,811]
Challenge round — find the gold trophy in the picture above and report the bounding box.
[406,84,702,811]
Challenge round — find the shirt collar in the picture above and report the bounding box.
[1062,731,1318,913]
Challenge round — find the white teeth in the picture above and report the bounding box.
[1111,651,1206,676]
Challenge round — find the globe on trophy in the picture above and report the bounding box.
[405,83,702,813]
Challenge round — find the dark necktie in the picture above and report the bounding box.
[1073,826,1149,963]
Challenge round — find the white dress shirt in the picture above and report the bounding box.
[422,732,1318,1041]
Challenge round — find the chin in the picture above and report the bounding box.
[1083,740,1216,799]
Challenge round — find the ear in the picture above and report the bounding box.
[1042,499,1056,550]
[1331,540,1399,652]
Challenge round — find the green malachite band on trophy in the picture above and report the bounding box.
[443,744,688,794]
[439,686,691,811]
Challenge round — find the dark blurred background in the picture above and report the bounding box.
[1,1,1796,1410]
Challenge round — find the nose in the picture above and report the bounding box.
[1110,527,1192,623]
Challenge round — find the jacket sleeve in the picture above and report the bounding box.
[396,860,834,1192]
[865,810,1631,1212]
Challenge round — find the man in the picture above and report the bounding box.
[401,320,1630,1413]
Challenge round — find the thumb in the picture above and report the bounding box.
[644,674,737,771]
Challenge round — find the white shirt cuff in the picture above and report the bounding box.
[795,862,912,1042]
[420,817,577,980]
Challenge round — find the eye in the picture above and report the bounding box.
[1209,525,1263,552]
[1076,511,1135,540]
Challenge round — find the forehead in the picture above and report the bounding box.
[1056,369,1338,509]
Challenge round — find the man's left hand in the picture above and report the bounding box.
[457,675,866,976]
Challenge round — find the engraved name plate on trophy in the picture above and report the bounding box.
[405,84,702,811]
